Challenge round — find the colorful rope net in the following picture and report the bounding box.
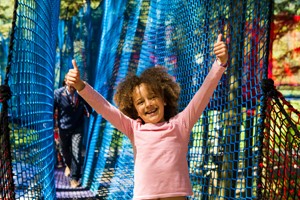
[0,0,299,200]
[0,0,60,199]
[258,79,300,199]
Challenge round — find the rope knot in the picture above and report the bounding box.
[0,85,12,103]
[261,79,278,98]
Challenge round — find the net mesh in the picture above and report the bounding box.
[0,0,299,199]
[0,0,60,199]
[258,79,300,199]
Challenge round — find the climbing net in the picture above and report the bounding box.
[1,0,299,199]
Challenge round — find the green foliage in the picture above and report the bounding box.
[59,0,102,20]
[60,0,85,20]
[90,0,102,9]
[273,0,300,41]
[0,0,103,37]
[9,124,39,148]
[274,0,300,15]
[0,0,14,38]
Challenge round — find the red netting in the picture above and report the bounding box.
[259,80,300,199]
[0,102,15,200]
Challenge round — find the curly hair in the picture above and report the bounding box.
[114,66,180,122]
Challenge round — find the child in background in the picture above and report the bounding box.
[65,34,228,200]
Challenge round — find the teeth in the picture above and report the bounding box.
[146,109,156,114]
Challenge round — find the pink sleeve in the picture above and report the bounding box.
[78,83,134,140]
[179,61,226,130]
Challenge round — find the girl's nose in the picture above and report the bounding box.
[145,99,152,107]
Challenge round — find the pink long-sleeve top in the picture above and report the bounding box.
[78,61,226,199]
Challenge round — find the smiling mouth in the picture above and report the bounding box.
[145,108,158,115]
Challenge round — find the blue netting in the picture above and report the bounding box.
[2,0,298,200]
[1,0,60,199]
[68,1,271,199]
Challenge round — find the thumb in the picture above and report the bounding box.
[72,59,79,71]
[217,34,222,43]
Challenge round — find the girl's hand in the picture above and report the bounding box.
[65,59,86,91]
[214,34,228,66]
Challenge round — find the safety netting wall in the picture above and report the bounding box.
[1,0,299,200]
[259,79,300,199]
[60,0,274,199]
[0,0,60,199]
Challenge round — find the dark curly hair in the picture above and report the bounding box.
[114,66,180,122]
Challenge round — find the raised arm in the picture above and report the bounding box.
[180,34,228,130]
[65,60,134,138]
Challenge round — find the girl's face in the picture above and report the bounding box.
[132,83,165,124]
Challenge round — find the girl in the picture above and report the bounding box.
[65,34,228,200]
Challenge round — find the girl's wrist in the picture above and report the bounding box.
[77,81,86,92]
[216,59,228,68]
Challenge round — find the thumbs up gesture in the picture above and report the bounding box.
[214,34,228,66]
[65,59,86,91]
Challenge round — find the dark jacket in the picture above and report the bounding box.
[54,86,92,131]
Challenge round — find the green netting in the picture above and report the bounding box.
[1,0,299,199]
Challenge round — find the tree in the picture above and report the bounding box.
[59,0,102,20]
[0,0,14,38]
